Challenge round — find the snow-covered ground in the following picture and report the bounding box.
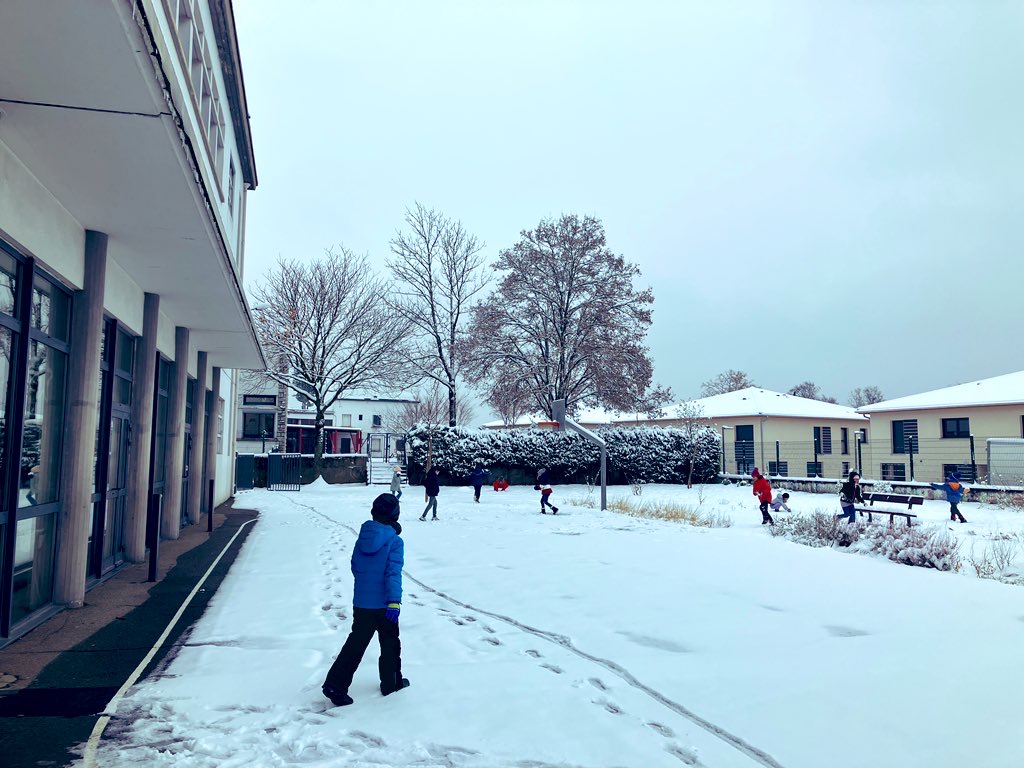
[80,482,1024,768]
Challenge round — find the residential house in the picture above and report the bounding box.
[0,1,260,641]
[615,388,869,479]
[857,370,1024,484]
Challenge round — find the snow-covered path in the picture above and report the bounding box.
[80,482,1024,768]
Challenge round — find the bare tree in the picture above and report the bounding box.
[251,249,413,476]
[388,204,489,426]
[673,400,706,488]
[485,358,533,426]
[465,214,670,419]
[700,370,756,397]
[788,381,838,403]
[849,386,885,408]
[385,381,476,435]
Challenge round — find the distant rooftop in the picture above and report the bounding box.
[621,387,867,422]
[858,370,1024,413]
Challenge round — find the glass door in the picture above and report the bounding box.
[102,409,130,572]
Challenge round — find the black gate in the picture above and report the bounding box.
[235,453,255,491]
[268,453,301,491]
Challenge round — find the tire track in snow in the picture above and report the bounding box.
[291,497,786,768]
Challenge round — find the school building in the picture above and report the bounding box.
[0,0,261,642]
[615,388,869,479]
[856,370,1024,485]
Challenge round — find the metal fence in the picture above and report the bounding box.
[721,436,1024,486]
[235,453,255,491]
[268,453,301,491]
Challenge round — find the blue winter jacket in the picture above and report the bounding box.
[351,520,404,608]
[930,481,967,504]
[469,467,489,486]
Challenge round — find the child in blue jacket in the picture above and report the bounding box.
[322,493,409,706]
[931,472,968,523]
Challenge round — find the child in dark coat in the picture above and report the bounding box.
[420,467,440,521]
[322,493,409,706]
[931,472,969,523]
[837,470,865,524]
[469,463,489,503]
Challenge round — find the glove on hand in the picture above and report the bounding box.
[385,603,401,623]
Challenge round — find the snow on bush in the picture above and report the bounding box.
[406,424,720,483]
[771,511,961,571]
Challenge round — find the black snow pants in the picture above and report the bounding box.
[324,607,402,694]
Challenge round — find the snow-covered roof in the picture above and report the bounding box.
[481,406,619,429]
[858,370,1024,413]
[617,387,867,422]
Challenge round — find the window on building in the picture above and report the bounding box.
[859,427,868,445]
[734,425,754,474]
[358,414,363,421]
[881,463,907,481]
[841,428,849,455]
[243,412,275,439]
[943,463,976,482]
[941,418,970,439]
[892,420,918,454]
[806,462,823,477]
[341,414,351,427]
[372,414,382,428]
[768,461,789,477]
[842,461,850,477]
[243,394,275,406]
[813,426,832,455]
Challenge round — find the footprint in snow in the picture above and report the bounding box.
[482,636,502,646]
[666,743,700,765]
[525,649,542,658]
[596,699,622,715]
[540,663,563,674]
[647,721,675,738]
[588,677,608,692]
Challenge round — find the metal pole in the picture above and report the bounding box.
[147,493,160,582]
[907,438,915,482]
[775,441,780,475]
[207,478,215,532]
[720,427,726,475]
[600,445,607,511]
[969,434,977,481]
[856,434,863,475]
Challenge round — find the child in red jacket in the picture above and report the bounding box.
[751,468,774,525]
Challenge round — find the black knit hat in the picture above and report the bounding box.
[371,493,401,522]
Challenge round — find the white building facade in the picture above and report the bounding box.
[0,0,261,642]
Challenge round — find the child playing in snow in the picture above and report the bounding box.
[770,492,791,514]
[469,463,489,503]
[492,477,510,492]
[420,466,440,521]
[322,493,409,707]
[837,470,864,524]
[751,468,774,525]
[931,472,969,523]
[536,468,559,514]
[390,465,403,500]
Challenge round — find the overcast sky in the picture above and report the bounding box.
[234,1,1023,409]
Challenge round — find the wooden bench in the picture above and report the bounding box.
[854,492,923,526]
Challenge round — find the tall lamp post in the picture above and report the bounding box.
[720,425,733,476]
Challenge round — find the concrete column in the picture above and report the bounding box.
[124,293,159,563]
[53,231,107,607]
[187,351,208,524]
[161,326,189,540]
[205,367,222,506]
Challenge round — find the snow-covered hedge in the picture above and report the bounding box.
[406,425,720,484]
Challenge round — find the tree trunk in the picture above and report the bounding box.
[448,382,457,427]
[313,406,326,479]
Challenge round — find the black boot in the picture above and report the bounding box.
[323,684,354,707]
[381,678,411,696]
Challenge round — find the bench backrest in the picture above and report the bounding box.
[863,492,924,508]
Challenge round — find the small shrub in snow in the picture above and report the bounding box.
[871,480,894,495]
[772,512,961,572]
[630,480,644,496]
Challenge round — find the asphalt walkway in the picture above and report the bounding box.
[0,502,258,768]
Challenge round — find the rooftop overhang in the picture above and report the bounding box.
[0,0,263,370]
